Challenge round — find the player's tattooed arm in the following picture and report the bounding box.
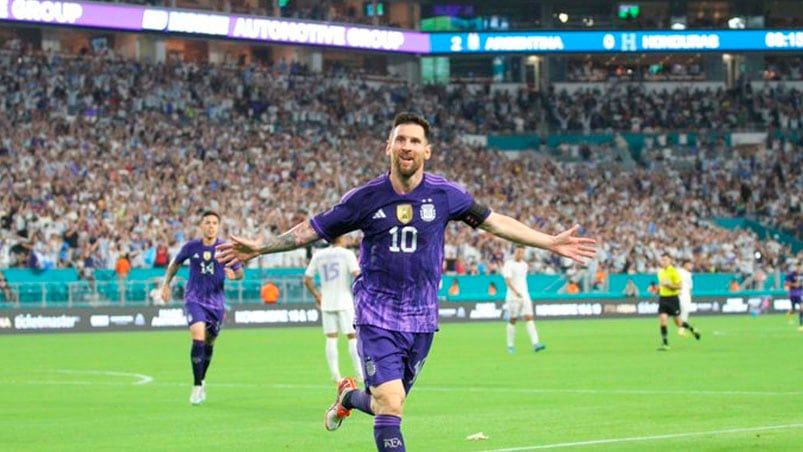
[259,221,320,254]
[162,260,180,286]
[216,220,322,267]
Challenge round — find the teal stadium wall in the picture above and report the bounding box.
[0,269,786,305]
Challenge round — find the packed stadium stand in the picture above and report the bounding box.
[0,0,801,305]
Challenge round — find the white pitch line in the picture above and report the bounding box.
[474,423,803,451]
[0,380,146,386]
[1,378,801,396]
[56,369,154,385]
[418,386,803,397]
[119,383,803,397]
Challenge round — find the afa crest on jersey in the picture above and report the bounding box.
[203,251,212,261]
[396,204,413,224]
[420,203,436,222]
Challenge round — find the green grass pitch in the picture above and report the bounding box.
[1,314,801,451]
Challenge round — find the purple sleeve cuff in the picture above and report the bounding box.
[309,217,332,243]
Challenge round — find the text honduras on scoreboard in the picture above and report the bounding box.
[429,30,803,54]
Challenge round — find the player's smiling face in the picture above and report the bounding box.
[386,123,431,178]
[201,215,220,241]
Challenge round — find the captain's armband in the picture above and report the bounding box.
[461,201,491,228]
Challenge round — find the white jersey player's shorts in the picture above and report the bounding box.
[506,297,534,318]
[678,293,692,322]
[321,307,356,335]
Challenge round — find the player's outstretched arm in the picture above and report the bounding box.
[479,212,596,264]
[160,260,181,302]
[216,220,321,267]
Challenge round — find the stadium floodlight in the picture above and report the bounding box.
[558,12,569,24]
[670,15,687,30]
[728,17,746,29]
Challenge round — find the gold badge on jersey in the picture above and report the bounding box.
[396,204,413,224]
[203,251,212,261]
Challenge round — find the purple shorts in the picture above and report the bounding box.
[184,303,225,338]
[356,324,434,394]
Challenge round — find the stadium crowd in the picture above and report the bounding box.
[564,59,706,83]
[0,44,800,283]
[544,80,803,133]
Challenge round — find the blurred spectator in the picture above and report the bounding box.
[447,279,460,297]
[763,57,802,81]
[752,269,768,290]
[115,252,132,302]
[592,264,608,292]
[561,280,581,294]
[0,271,17,302]
[78,250,98,292]
[261,280,280,304]
[115,253,132,280]
[154,243,170,268]
[622,278,640,298]
[149,277,165,305]
[454,257,466,275]
[488,281,497,296]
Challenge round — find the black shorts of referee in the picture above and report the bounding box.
[658,295,681,316]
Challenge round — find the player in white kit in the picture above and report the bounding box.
[677,260,694,336]
[502,247,546,353]
[304,235,364,383]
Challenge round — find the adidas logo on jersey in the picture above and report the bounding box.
[372,209,387,219]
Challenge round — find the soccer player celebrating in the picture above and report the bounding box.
[161,211,244,405]
[656,254,700,350]
[215,112,596,452]
[784,262,802,330]
[304,235,364,384]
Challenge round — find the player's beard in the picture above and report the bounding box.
[394,154,421,178]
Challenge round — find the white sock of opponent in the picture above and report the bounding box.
[506,323,516,348]
[526,320,540,345]
[325,337,340,381]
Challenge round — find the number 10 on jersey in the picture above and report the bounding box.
[389,226,418,253]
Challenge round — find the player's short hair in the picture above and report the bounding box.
[392,112,430,140]
[201,210,220,222]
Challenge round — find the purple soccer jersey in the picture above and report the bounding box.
[311,172,489,333]
[173,238,242,310]
[786,271,802,298]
